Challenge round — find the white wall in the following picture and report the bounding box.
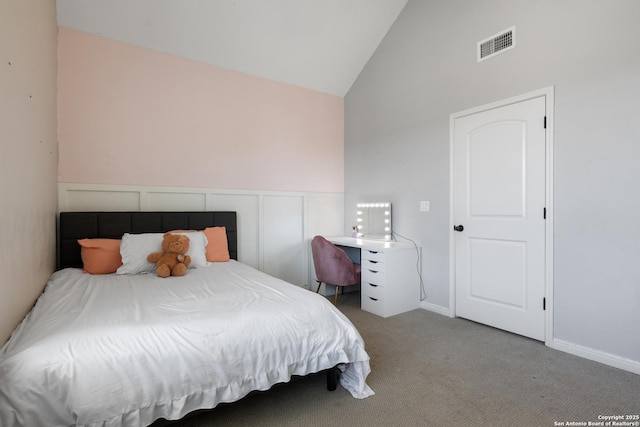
[59,183,344,288]
[0,1,58,344]
[345,0,640,371]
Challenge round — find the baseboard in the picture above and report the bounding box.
[549,338,640,376]
[420,301,453,318]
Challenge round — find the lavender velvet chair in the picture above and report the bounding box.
[311,235,361,305]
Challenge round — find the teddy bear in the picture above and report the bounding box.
[147,232,192,278]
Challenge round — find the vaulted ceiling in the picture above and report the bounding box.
[56,0,408,97]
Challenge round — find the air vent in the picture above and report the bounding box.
[477,26,515,62]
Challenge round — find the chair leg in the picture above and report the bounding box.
[316,280,322,293]
[333,287,339,305]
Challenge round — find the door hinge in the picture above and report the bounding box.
[543,207,547,219]
[543,297,546,311]
[543,116,547,129]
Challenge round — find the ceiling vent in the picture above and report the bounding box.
[477,26,515,62]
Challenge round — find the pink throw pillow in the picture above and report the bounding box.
[203,227,230,262]
[78,238,123,274]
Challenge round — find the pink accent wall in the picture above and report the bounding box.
[57,27,344,193]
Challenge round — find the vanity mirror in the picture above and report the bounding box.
[356,202,392,240]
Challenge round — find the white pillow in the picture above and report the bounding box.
[116,233,163,275]
[116,231,208,275]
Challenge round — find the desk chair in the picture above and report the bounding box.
[311,235,361,305]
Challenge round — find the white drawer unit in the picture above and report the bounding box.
[362,249,385,263]
[328,237,421,318]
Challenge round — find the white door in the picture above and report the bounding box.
[453,96,546,341]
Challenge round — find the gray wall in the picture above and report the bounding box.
[345,0,640,366]
[0,0,58,343]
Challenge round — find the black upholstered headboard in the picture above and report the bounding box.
[57,211,238,270]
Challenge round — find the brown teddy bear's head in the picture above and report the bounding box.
[161,232,190,254]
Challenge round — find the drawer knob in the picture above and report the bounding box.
[368,283,378,287]
[368,270,378,273]
[369,297,378,301]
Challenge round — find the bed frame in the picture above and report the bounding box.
[55,210,339,394]
[57,211,237,270]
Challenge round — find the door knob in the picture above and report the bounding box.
[453,225,464,232]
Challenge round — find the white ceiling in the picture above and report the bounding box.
[56,0,408,97]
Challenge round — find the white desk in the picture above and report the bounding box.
[327,237,421,318]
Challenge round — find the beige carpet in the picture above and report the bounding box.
[154,292,640,426]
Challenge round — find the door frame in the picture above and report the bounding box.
[448,86,555,345]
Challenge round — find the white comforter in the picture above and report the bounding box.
[0,261,373,426]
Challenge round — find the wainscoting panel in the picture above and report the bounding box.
[58,183,343,287]
[305,195,345,288]
[63,189,141,211]
[262,195,306,286]
[207,193,260,270]
[147,191,207,211]
[305,195,344,237]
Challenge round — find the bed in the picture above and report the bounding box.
[0,211,373,426]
